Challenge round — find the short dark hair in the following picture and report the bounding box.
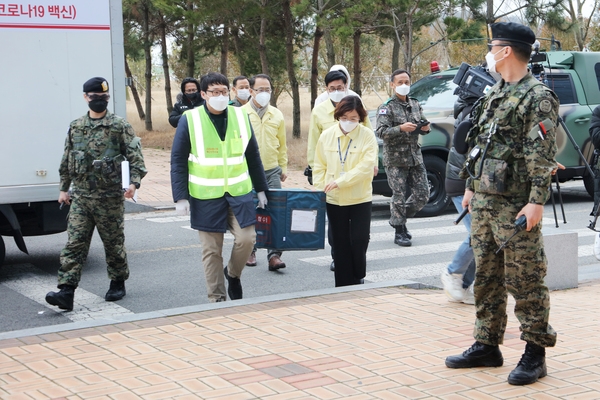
[510,43,532,63]
[232,75,249,87]
[250,74,273,89]
[200,72,229,92]
[333,96,367,123]
[390,69,411,82]
[325,70,347,86]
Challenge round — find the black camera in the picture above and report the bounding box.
[452,63,496,99]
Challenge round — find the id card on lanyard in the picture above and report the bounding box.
[338,137,352,177]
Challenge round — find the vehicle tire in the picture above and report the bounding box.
[583,174,594,199]
[417,155,452,217]
[0,236,5,267]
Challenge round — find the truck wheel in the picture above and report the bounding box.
[417,155,452,217]
[583,174,594,199]
[0,236,5,267]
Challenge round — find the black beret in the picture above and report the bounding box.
[83,77,109,93]
[324,70,347,86]
[491,22,535,47]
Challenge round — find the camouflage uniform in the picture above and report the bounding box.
[57,112,147,287]
[461,73,558,348]
[376,96,430,227]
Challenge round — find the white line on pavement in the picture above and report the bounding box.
[1,264,133,322]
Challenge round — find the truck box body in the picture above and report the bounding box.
[0,0,125,263]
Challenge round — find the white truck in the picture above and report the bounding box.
[0,0,126,265]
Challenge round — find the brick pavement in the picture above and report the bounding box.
[1,281,599,398]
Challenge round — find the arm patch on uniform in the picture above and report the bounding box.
[379,109,387,114]
[539,99,552,114]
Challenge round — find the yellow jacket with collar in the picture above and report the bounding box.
[242,103,288,174]
[313,123,378,206]
[306,98,372,168]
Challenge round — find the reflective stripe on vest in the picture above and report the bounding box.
[186,106,253,199]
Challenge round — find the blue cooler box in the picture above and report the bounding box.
[255,189,326,250]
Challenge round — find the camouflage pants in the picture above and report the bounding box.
[470,193,557,347]
[386,164,429,227]
[58,195,129,287]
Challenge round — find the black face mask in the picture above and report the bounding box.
[89,99,108,113]
[185,92,199,103]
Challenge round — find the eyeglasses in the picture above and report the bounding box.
[87,94,110,101]
[206,89,229,97]
[487,43,510,52]
[327,85,345,93]
[252,88,272,93]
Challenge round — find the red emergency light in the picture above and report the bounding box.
[430,61,440,73]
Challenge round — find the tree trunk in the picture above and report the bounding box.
[232,28,246,75]
[159,14,173,115]
[353,30,361,96]
[392,37,400,72]
[220,21,229,75]
[142,0,153,131]
[186,1,195,77]
[310,26,323,110]
[324,27,335,67]
[259,12,270,75]
[125,57,145,120]
[282,0,300,138]
[403,21,413,72]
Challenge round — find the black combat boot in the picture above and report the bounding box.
[224,267,243,300]
[445,341,504,368]
[394,226,411,247]
[45,285,75,311]
[402,224,412,240]
[105,280,126,301]
[507,342,547,385]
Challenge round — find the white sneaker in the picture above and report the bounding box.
[594,233,600,261]
[462,283,475,305]
[441,270,464,302]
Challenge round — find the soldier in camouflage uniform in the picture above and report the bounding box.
[45,77,147,311]
[376,69,430,247]
[445,23,558,386]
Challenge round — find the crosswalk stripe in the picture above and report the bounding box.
[2,264,133,322]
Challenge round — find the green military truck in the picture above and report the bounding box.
[372,51,600,216]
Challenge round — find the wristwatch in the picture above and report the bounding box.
[133,182,140,189]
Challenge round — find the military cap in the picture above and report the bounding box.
[490,22,535,47]
[83,77,109,93]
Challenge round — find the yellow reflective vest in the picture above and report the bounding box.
[185,106,253,199]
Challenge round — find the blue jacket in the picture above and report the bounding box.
[171,106,268,232]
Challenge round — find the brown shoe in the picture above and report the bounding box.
[246,251,257,266]
[268,255,286,271]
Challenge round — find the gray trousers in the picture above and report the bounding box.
[262,166,283,260]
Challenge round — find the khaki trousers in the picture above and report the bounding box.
[198,207,256,302]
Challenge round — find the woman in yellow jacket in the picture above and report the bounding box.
[313,96,378,287]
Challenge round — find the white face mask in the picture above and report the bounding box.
[485,47,505,74]
[208,95,229,112]
[339,120,359,133]
[329,90,346,103]
[236,89,250,101]
[395,84,410,96]
[255,92,271,107]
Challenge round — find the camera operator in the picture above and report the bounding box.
[445,22,559,386]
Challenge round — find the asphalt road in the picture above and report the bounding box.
[2,181,600,335]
